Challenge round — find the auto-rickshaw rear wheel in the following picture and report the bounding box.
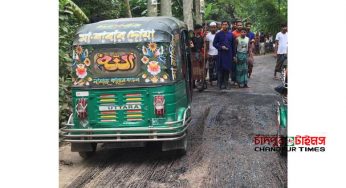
[78,143,97,159]
[176,132,188,156]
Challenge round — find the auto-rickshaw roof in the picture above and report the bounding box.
[73,16,187,45]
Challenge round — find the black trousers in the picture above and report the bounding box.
[218,69,230,88]
[208,55,218,82]
[274,54,287,76]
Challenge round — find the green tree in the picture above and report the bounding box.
[126,0,148,17]
[183,0,194,30]
[147,0,158,16]
[204,0,287,34]
[73,0,121,22]
[124,0,132,17]
[161,0,172,16]
[59,0,88,127]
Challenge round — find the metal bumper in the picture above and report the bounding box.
[61,107,191,143]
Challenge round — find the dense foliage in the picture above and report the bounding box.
[204,0,287,34]
[59,0,88,127]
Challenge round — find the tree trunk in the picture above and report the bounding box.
[147,0,158,16]
[194,0,203,25]
[124,0,132,18]
[183,0,193,30]
[160,0,172,16]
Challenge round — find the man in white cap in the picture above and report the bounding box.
[205,22,218,85]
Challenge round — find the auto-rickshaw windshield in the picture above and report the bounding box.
[72,42,173,87]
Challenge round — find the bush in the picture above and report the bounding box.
[59,1,85,128]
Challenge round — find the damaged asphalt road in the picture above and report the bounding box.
[59,54,287,188]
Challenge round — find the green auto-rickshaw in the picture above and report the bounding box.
[62,17,193,158]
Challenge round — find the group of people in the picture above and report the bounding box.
[189,20,288,90]
[254,32,274,55]
[190,20,255,89]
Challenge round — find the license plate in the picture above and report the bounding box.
[76,91,89,97]
[99,104,142,111]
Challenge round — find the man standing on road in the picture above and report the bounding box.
[246,22,255,78]
[232,20,243,39]
[231,20,243,85]
[254,32,260,55]
[274,23,288,80]
[213,21,234,89]
[259,32,266,55]
[268,33,274,52]
[216,22,221,33]
[191,24,205,86]
[235,27,251,88]
[245,22,255,41]
[205,22,218,86]
[231,20,237,32]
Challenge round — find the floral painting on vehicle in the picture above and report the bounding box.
[72,45,94,86]
[71,42,172,86]
[138,42,170,83]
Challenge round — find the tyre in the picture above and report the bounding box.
[78,143,97,159]
[79,151,96,159]
[176,132,188,156]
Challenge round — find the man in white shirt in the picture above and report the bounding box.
[274,23,288,79]
[205,22,218,85]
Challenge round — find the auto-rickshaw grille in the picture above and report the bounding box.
[124,94,143,122]
[98,94,117,122]
[96,93,145,123]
